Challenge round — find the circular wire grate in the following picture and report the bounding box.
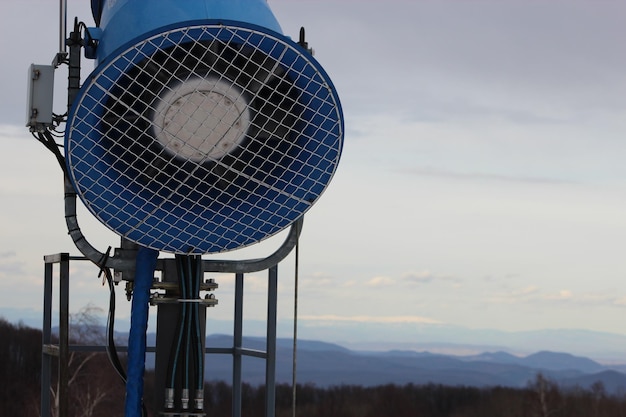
[66,21,343,254]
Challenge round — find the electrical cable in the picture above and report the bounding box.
[102,265,127,382]
[163,256,185,410]
[95,247,126,382]
[167,256,188,393]
[192,256,204,396]
[35,130,67,176]
[182,256,192,409]
[166,254,205,410]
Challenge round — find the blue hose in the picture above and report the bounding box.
[125,246,158,417]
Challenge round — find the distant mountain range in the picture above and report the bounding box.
[192,334,626,393]
[7,309,626,361]
[10,311,626,393]
[42,326,626,393]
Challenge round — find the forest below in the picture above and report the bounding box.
[2,317,626,417]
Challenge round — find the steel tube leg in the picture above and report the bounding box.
[41,260,53,417]
[233,273,244,417]
[266,266,278,417]
[59,254,70,417]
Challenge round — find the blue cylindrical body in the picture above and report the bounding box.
[70,0,344,255]
[95,0,283,64]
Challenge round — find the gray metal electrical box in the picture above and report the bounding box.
[26,64,55,131]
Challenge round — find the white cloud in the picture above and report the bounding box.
[487,286,541,304]
[366,276,394,288]
[299,314,441,325]
[486,286,626,309]
[544,290,574,301]
[0,250,17,259]
[0,256,24,277]
[402,270,460,285]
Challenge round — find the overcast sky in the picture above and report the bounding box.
[2,1,626,356]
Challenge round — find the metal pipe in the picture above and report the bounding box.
[64,177,131,270]
[292,242,299,417]
[59,0,67,53]
[59,255,70,417]
[41,261,54,417]
[265,266,278,417]
[232,273,244,417]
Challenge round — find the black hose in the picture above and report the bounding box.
[103,266,127,382]
[183,257,192,399]
[167,256,188,390]
[192,256,204,392]
[166,255,204,410]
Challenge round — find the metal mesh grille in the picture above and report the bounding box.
[66,23,343,254]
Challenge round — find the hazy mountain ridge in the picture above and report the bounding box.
[197,335,626,393]
[12,311,626,360]
[25,319,626,393]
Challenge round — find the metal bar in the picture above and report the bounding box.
[232,273,244,417]
[59,0,67,53]
[266,266,278,417]
[205,347,234,355]
[41,260,53,417]
[44,253,67,263]
[44,254,88,263]
[292,242,299,417]
[238,348,267,359]
[67,345,158,353]
[59,254,70,417]
[185,347,269,357]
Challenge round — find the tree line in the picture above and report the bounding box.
[1,317,625,417]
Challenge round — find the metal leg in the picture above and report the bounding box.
[59,254,70,417]
[41,261,53,417]
[266,266,278,417]
[41,253,70,417]
[232,273,244,417]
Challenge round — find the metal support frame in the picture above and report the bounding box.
[226,267,279,417]
[41,253,71,417]
[41,253,285,417]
